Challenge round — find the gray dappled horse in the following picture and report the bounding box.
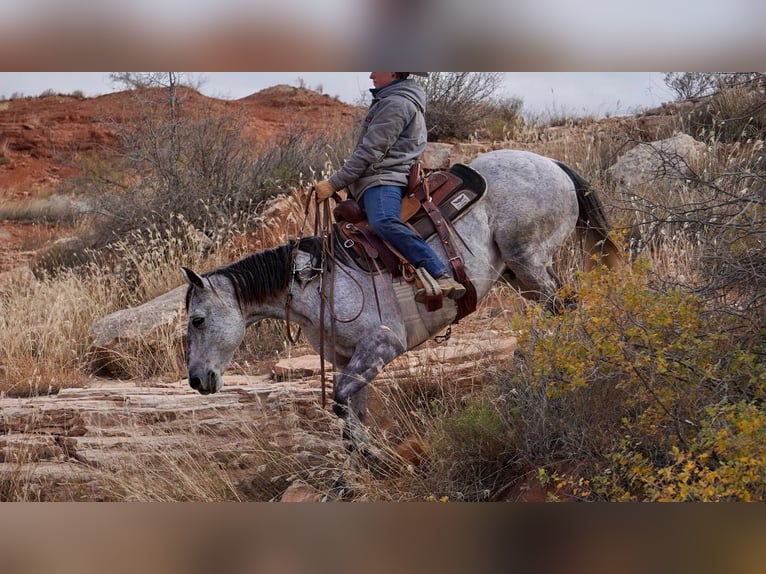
[181,150,623,448]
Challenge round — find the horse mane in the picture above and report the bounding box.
[191,237,323,308]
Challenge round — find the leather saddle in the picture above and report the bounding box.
[333,163,486,320]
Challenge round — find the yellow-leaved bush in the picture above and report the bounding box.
[506,262,765,501]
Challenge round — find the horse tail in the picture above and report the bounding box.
[554,161,625,271]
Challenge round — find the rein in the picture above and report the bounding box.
[286,187,355,408]
[315,193,336,409]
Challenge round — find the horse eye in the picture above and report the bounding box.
[191,317,205,329]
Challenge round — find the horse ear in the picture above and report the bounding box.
[181,267,206,289]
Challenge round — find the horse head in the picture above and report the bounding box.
[181,267,246,395]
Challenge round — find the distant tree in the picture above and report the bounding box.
[109,72,205,92]
[663,72,763,100]
[107,74,211,198]
[417,72,506,140]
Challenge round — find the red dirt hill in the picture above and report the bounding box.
[0,85,360,200]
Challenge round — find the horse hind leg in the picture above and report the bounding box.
[504,258,565,313]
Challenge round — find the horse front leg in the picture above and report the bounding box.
[332,325,405,448]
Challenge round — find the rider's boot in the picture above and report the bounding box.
[415,273,466,303]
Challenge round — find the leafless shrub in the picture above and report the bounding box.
[60,84,355,267]
[418,72,507,141]
[663,72,762,101]
[612,136,765,323]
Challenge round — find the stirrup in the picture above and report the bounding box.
[414,268,444,311]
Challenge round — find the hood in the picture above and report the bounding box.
[372,79,426,113]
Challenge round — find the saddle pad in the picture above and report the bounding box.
[392,278,457,349]
[410,164,486,240]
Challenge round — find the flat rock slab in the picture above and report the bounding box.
[0,375,340,499]
[272,333,516,380]
[0,331,516,500]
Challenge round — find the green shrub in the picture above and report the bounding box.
[428,399,516,501]
[440,401,509,461]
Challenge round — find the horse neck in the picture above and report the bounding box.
[227,280,296,327]
[204,247,279,315]
[243,291,290,326]
[213,240,322,326]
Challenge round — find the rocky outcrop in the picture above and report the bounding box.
[0,376,341,500]
[88,285,187,376]
[608,133,707,189]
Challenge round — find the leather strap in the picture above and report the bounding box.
[353,223,404,276]
[420,198,477,322]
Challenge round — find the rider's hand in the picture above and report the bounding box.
[313,180,336,202]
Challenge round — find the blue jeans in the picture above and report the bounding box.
[361,185,448,278]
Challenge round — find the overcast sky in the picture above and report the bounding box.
[0,72,676,118]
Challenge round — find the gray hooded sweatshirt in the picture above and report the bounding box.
[328,79,426,201]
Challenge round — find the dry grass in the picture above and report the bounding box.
[1,269,109,396]
[95,410,347,502]
[99,435,246,502]
[2,98,763,500]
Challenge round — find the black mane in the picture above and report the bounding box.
[202,237,323,307]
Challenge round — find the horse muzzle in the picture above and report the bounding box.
[188,366,221,395]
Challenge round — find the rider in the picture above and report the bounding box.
[313,72,466,303]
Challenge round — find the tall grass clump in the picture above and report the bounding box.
[0,265,118,396]
[2,212,232,393]
[99,431,246,502]
[98,410,344,502]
